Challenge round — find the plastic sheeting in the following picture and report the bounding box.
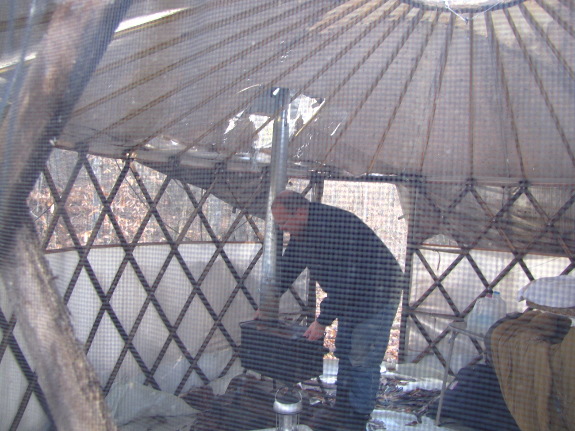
[106,382,198,430]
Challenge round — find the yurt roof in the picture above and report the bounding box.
[1,0,574,247]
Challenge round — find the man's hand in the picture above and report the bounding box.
[303,320,326,341]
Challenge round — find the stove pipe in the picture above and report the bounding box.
[260,88,290,322]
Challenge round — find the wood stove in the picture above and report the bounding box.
[239,320,328,384]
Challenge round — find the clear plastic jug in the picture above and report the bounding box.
[466,291,507,335]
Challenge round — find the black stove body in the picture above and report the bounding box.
[239,320,327,384]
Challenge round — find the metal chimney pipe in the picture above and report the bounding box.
[259,87,290,321]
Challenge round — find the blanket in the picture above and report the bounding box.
[488,310,574,431]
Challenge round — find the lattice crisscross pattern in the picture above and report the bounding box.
[406,180,575,373]
[1,148,276,428]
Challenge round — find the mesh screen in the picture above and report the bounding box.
[1,0,574,430]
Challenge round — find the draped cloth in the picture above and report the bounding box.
[488,310,574,431]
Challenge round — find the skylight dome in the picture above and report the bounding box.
[407,0,524,13]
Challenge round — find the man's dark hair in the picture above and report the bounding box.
[273,191,310,214]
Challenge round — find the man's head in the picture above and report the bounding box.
[271,190,310,237]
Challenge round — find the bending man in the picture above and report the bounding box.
[269,190,403,431]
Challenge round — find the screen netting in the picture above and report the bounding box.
[1,0,574,429]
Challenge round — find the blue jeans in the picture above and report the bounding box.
[334,299,399,415]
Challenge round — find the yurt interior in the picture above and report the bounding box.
[1,0,574,430]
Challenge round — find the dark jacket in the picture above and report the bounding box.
[277,202,403,326]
